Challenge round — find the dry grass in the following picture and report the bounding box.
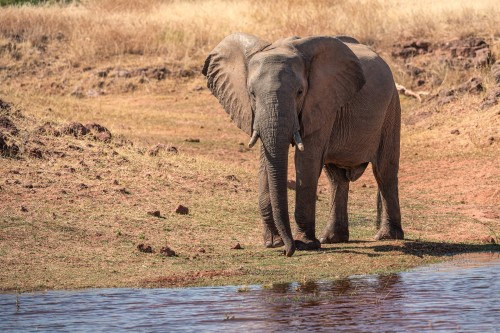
[0,0,498,67]
[0,0,499,291]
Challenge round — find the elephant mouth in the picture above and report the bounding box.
[248,130,304,152]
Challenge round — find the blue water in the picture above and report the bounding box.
[1,252,499,332]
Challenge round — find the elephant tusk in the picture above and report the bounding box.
[293,132,304,151]
[248,130,259,148]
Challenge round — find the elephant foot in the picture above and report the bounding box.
[265,237,284,248]
[375,227,404,241]
[294,235,321,251]
[263,226,284,248]
[320,229,349,244]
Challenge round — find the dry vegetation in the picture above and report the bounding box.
[0,0,499,291]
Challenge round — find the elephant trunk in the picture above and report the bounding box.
[256,98,298,257]
[263,144,295,256]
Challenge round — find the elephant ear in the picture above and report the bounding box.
[291,36,365,137]
[202,33,270,135]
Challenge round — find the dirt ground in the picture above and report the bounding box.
[0,29,499,291]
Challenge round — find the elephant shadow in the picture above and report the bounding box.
[371,239,499,258]
[284,239,498,258]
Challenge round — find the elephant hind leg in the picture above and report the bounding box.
[372,167,404,240]
[372,111,404,240]
[320,164,350,244]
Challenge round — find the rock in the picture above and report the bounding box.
[198,248,206,253]
[20,206,28,212]
[137,243,153,253]
[392,40,430,59]
[160,246,176,257]
[491,61,500,85]
[96,70,108,78]
[149,67,170,80]
[446,37,493,69]
[437,95,456,106]
[35,123,61,136]
[0,99,12,111]
[116,70,131,78]
[287,180,297,190]
[185,138,200,143]
[167,146,178,154]
[175,205,189,215]
[0,133,19,157]
[85,123,112,142]
[178,69,194,77]
[225,175,239,182]
[62,122,89,137]
[405,64,424,77]
[456,77,483,95]
[231,243,243,250]
[28,148,43,159]
[148,143,166,156]
[0,116,18,135]
[480,88,500,110]
[147,210,161,217]
[450,129,460,135]
[480,236,496,244]
[119,188,130,194]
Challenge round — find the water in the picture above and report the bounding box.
[1,252,499,332]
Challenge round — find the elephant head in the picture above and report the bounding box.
[203,33,365,256]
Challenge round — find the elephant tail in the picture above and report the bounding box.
[376,188,382,229]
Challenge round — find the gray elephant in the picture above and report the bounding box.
[202,33,404,257]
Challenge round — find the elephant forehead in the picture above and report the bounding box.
[250,49,303,69]
[249,52,305,85]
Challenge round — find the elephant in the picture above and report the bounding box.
[202,33,404,257]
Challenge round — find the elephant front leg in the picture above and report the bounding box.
[320,164,350,243]
[294,153,322,250]
[259,146,284,248]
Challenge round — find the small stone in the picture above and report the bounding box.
[167,146,178,154]
[231,243,243,250]
[185,138,200,143]
[175,205,189,215]
[20,206,28,212]
[160,246,176,257]
[225,175,239,182]
[147,210,161,217]
[119,188,130,194]
[148,143,166,156]
[450,129,460,135]
[137,243,153,253]
[198,248,206,253]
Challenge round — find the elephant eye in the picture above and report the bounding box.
[250,91,256,98]
[297,89,303,96]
